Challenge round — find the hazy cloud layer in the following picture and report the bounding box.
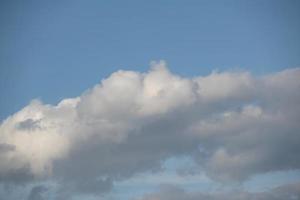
[136,182,300,200]
[0,61,300,196]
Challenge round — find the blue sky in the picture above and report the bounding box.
[1,1,300,200]
[1,0,300,120]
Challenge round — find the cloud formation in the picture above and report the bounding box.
[136,182,300,200]
[0,61,300,196]
[27,185,47,200]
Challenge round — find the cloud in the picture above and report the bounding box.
[135,182,300,200]
[0,61,300,196]
[0,143,15,153]
[27,185,48,200]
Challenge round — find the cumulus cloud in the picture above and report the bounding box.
[0,61,300,196]
[135,182,300,200]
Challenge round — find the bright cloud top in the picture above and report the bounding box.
[0,61,300,196]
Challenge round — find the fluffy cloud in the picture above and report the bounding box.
[0,61,300,196]
[135,182,300,200]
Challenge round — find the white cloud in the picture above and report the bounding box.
[0,61,300,197]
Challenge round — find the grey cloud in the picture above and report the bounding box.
[16,119,41,131]
[0,166,33,184]
[27,185,48,200]
[136,182,300,200]
[0,143,15,153]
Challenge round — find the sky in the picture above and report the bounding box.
[0,0,300,200]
